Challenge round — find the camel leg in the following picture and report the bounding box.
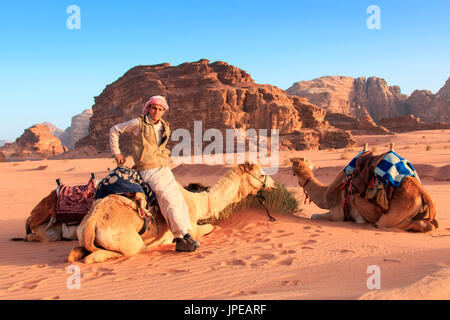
[376,198,422,231]
[25,224,49,242]
[84,249,123,264]
[67,247,90,262]
[97,227,147,257]
[311,207,344,221]
[81,227,147,263]
[197,223,214,236]
[392,219,436,233]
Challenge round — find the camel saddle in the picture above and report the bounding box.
[342,150,422,221]
[55,178,97,224]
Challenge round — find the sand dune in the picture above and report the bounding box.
[0,130,449,300]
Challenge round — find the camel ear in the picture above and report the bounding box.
[238,161,256,174]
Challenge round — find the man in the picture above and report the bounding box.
[109,95,200,252]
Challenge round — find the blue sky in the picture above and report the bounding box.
[1,0,449,141]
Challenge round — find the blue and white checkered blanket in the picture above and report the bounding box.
[344,151,420,187]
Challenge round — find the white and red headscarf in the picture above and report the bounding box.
[142,95,169,115]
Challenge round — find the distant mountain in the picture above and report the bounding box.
[0,124,66,160]
[0,140,12,147]
[41,122,64,139]
[286,76,450,124]
[60,109,93,149]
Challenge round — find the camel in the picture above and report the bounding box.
[15,182,209,243]
[11,177,100,242]
[290,156,438,233]
[67,162,275,264]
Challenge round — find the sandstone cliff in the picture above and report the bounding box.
[60,109,93,149]
[379,114,450,133]
[75,59,355,156]
[0,124,66,160]
[286,76,449,124]
[325,113,392,135]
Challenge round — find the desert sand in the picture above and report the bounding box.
[0,130,449,300]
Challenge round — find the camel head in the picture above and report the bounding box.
[290,156,314,181]
[237,162,276,196]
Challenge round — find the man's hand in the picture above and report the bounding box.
[114,154,126,166]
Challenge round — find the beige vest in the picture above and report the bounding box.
[132,115,171,170]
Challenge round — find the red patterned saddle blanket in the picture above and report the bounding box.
[55,178,96,224]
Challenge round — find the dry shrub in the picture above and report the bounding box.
[199,182,300,224]
[340,150,351,159]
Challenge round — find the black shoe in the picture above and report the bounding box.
[175,233,200,252]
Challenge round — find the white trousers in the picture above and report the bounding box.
[139,166,192,238]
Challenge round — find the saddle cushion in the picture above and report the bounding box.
[55,179,96,224]
[94,166,156,204]
[374,151,421,187]
[344,151,420,188]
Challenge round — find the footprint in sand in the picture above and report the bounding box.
[8,278,47,292]
[228,290,258,297]
[225,258,247,266]
[339,249,355,254]
[280,249,297,255]
[83,267,116,280]
[280,280,300,287]
[303,226,312,230]
[246,237,271,243]
[302,239,317,245]
[301,247,314,250]
[257,253,277,261]
[383,258,401,263]
[168,268,190,274]
[274,232,295,238]
[277,257,296,266]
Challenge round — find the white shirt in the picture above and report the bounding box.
[109,117,164,156]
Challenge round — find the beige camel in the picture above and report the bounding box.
[67,162,275,264]
[290,157,438,233]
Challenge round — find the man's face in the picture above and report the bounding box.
[149,104,166,122]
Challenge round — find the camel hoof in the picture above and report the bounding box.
[83,250,123,264]
[67,247,89,262]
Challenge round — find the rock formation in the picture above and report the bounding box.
[60,109,93,149]
[286,76,449,124]
[379,114,450,133]
[325,112,391,135]
[41,122,64,139]
[403,81,450,123]
[0,140,11,147]
[0,124,66,160]
[74,59,355,156]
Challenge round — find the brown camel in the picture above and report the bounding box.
[290,156,438,232]
[67,162,275,264]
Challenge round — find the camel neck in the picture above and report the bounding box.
[301,176,330,209]
[207,170,243,214]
